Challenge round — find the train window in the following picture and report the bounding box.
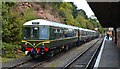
[64,29,68,38]
[55,29,58,33]
[86,32,88,35]
[39,26,49,39]
[24,26,49,40]
[50,27,65,39]
[57,29,60,33]
[74,30,78,37]
[67,29,73,37]
[59,29,62,33]
[31,27,39,39]
[51,28,58,39]
[24,27,39,40]
[81,30,85,36]
[24,27,31,39]
[55,28,63,39]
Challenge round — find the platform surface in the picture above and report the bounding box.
[98,38,119,68]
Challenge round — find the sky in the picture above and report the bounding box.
[64,0,95,17]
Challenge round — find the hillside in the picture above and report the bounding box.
[15,2,63,23]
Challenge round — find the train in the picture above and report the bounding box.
[21,19,99,58]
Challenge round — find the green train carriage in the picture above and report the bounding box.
[21,19,80,58]
[21,19,98,58]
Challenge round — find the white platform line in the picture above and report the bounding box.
[93,36,106,69]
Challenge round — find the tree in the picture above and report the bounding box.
[69,2,78,18]
[2,2,16,43]
[2,2,37,44]
[88,15,103,33]
[77,9,88,19]
[58,2,76,26]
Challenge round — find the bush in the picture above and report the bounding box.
[1,42,21,58]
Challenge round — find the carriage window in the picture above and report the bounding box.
[51,28,64,39]
[81,31,85,36]
[74,30,78,37]
[24,27,39,39]
[24,26,49,40]
[24,27,31,39]
[31,27,39,39]
[39,26,49,39]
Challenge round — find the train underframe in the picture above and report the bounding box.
[21,41,81,59]
[21,37,96,59]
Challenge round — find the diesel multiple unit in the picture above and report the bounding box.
[21,19,99,58]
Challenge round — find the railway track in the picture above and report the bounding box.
[7,56,45,68]
[63,38,103,69]
[8,58,33,69]
[85,39,103,69]
[31,51,65,68]
[8,51,64,68]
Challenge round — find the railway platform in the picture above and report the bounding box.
[94,36,119,69]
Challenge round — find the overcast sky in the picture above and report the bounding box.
[64,0,95,17]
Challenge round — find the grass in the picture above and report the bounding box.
[2,57,14,63]
[1,42,26,63]
[2,52,25,63]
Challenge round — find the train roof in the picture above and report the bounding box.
[23,19,78,29]
[23,19,96,32]
[84,29,96,32]
[78,28,96,32]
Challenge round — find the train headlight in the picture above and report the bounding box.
[33,43,35,46]
[41,44,44,48]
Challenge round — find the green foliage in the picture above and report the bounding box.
[86,21,94,29]
[2,2,16,43]
[69,2,78,18]
[22,8,37,21]
[2,2,37,44]
[75,15,87,28]
[88,16,103,33]
[2,42,21,58]
[57,2,76,26]
[77,9,88,19]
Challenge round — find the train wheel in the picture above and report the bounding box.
[64,45,69,51]
[55,48,60,54]
[48,50,54,58]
